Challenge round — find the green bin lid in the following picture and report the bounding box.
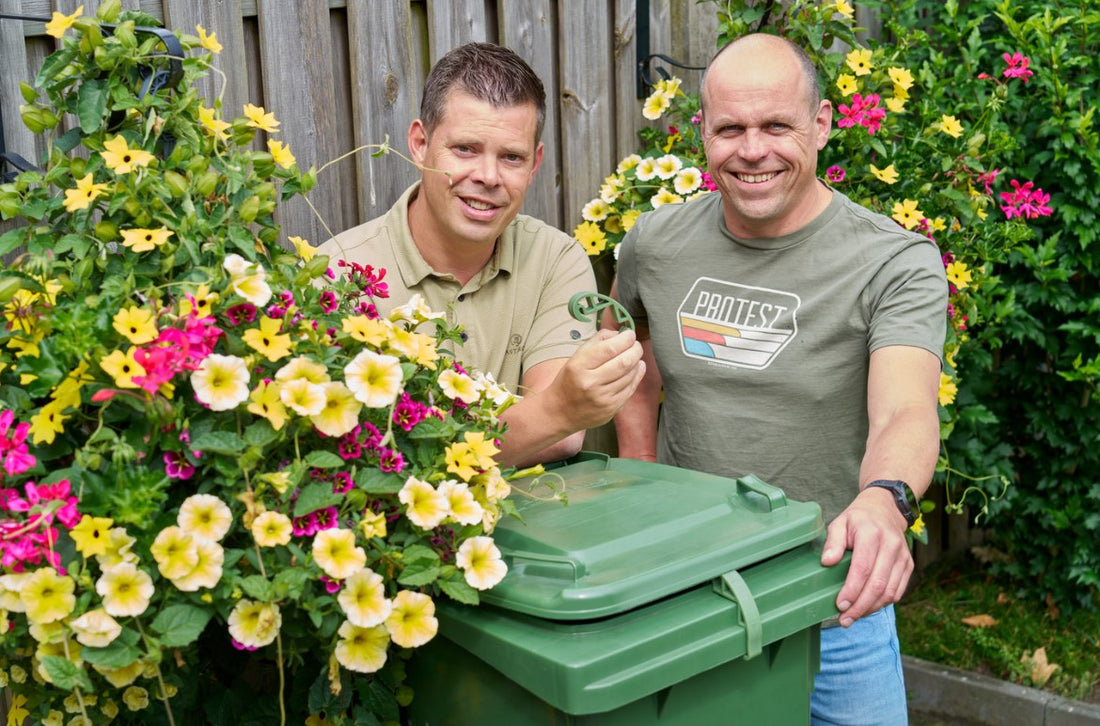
[481,454,824,619]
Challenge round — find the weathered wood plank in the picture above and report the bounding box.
[557,0,614,235]
[424,0,487,62]
[163,0,251,115]
[256,0,342,247]
[0,0,37,168]
[499,0,560,228]
[345,0,422,224]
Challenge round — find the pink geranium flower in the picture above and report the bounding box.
[1002,52,1033,82]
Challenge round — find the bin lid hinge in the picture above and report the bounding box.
[713,569,762,659]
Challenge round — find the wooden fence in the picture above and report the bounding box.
[1,0,722,247]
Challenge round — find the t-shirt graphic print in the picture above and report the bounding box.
[677,277,800,370]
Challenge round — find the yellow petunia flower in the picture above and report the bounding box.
[191,353,250,411]
[151,526,200,580]
[385,590,438,648]
[582,198,611,222]
[20,568,76,624]
[312,528,367,580]
[437,368,480,404]
[341,314,391,347]
[399,475,449,528]
[642,90,671,120]
[310,381,362,437]
[251,511,293,547]
[178,494,233,542]
[455,535,508,591]
[101,135,154,174]
[621,208,642,231]
[650,187,684,208]
[227,599,282,648]
[337,568,392,628]
[360,510,388,539]
[243,103,280,132]
[334,621,390,674]
[170,538,224,592]
[344,349,403,408]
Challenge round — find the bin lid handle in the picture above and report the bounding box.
[735,474,788,512]
[713,569,762,659]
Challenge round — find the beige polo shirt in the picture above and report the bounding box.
[319,183,596,393]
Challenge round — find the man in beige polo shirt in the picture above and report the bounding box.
[320,42,644,468]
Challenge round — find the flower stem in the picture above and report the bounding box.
[135,618,177,726]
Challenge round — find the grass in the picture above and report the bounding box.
[896,550,1100,705]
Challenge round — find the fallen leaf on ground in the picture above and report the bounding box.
[961,613,998,628]
[997,592,1010,605]
[1021,646,1059,687]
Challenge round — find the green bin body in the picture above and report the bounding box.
[406,455,848,725]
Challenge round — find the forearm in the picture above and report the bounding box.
[858,404,940,500]
[614,340,661,460]
[496,393,585,468]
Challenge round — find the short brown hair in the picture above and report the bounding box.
[419,42,547,141]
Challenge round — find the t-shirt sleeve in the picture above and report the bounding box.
[522,234,598,370]
[614,221,648,328]
[865,241,949,362]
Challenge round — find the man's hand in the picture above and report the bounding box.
[544,328,646,428]
[821,486,914,627]
[497,328,644,467]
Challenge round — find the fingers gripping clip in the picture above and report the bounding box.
[569,292,635,332]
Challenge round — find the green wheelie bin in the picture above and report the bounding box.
[406,454,849,725]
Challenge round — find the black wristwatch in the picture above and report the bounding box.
[864,479,917,527]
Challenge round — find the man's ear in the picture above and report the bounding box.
[529,142,545,182]
[815,100,833,150]
[407,119,428,167]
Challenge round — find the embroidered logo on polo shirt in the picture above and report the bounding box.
[677,277,800,370]
[506,334,523,356]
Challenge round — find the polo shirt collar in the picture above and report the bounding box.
[387,182,517,290]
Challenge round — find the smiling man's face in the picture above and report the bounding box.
[701,37,832,239]
[407,89,543,253]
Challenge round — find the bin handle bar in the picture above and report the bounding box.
[713,569,762,659]
[735,474,787,511]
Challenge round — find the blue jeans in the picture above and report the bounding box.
[810,605,908,725]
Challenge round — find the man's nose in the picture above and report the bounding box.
[737,129,768,162]
[470,155,500,187]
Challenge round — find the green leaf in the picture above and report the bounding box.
[273,567,311,600]
[355,468,404,494]
[189,430,247,455]
[293,481,344,517]
[239,574,275,601]
[150,603,213,647]
[439,578,480,605]
[41,655,95,692]
[77,77,109,134]
[397,565,440,587]
[401,544,439,566]
[81,628,143,668]
[243,419,279,447]
[303,450,345,469]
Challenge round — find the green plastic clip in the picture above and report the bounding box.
[714,569,763,660]
[568,292,635,331]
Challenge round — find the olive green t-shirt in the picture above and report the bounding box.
[616,189,947,524]
[319,184,596,393]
